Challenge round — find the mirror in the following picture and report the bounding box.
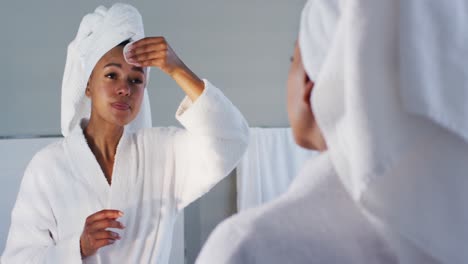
[0,1,306,263]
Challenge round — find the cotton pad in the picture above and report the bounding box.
[123,42,137,65]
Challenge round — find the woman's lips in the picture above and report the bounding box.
[111,102,130,111]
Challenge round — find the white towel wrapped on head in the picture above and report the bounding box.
[61,3,152,137]
[311,0,468,262]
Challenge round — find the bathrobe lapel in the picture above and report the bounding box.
[64,124,136,210]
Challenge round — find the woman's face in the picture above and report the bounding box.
[86,45,146,128]
[287,42,326,151]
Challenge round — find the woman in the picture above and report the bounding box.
[197,2,393,263]
[197,0,468,263]
[2,3,248,264]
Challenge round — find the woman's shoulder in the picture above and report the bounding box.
[18,138,69,187]
[205,153,337,246]
[27,138,68,169]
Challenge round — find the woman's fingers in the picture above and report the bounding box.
[128,37,166,50]
[125,38,167,60]
[137,58,166,68]
[92,230,121,240]
[84,209,125,234]
[85,209,123,224]
[88,218,125,233]
[80,209,125,258]
[127,50,167,64]
[91,238,117,251]
[127,42,168,57]
[124,37,184,75]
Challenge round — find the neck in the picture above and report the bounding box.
[84,117,124,161]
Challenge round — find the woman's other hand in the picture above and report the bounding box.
[80,209,125,258]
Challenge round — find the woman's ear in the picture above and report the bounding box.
[302,74,314,106]
[85,72,94,98]
[85,82,91,97]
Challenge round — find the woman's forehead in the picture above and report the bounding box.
[95,46,145,73]
[100,46,125,62]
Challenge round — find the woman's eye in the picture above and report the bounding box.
[105,73,117,79]
[130,78,143,84]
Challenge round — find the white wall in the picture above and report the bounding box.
[0,0,306,262]
[0,138,58,251]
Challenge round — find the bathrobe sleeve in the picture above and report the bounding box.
[173,79,249,210]
[1,152,82,264]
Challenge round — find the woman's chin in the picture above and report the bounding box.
[108,110,136,124]
[109,115,134,128]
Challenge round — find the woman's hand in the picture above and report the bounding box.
[124,37,184,76]
[124,37,204,101]
[80,210,125,258]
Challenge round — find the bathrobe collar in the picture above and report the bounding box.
[63,119,134,209]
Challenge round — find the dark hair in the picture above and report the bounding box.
[117,39,131,47]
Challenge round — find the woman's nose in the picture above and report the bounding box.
[117,82,131,96]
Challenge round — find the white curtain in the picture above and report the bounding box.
[237,128,318,211]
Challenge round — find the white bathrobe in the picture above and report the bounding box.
[2,80,249,264]
[197,153,401,264]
